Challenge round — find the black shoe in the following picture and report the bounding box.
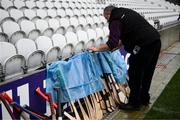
[141,101,151,106]
[119,103,141,111]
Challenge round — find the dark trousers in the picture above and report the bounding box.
[128,39,161,106]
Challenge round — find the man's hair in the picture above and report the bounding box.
[104,5,116,14]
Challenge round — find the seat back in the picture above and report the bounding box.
[9,9,24,21]
[0,9,9,22]
[15,39,36,59]
[52,34,67,49]
[48,18,60,31]
[24,9,36,20]
[2,21,20,37]
[20,20,36,35]
[0,42,16,63]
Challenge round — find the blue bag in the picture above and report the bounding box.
[46,51,104,103]
[99,50,127,84]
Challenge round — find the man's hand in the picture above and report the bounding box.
[88,44,110,52]
[88,47,99,52]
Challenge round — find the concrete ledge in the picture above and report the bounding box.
[159,23,180,50]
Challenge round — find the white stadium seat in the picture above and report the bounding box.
[60,17,70,29]
[78,15,88,27]
[48,18,60,32]
[35,36,60,63]
[36,1,45,9]
[9,9,24,22]
[2,20,26,44]
[76,30,89,49]
[15,38,45,72]
[47,9,57,18]
[25,1,36,9]
[86,15,95,26]
[14,0,26,9]
[24,9,37,20]
[86,27,97,48]
[54,1,62,9]
[95,27,105,46]
[57,8,66,18]
[45,1,54,9]
[65,8,74,17]
[0,32,8,42]
[52,34,67,58]
[0,42,26,80]
[20,19,41,40]
[36,9,48,19]
[69,16,79,28]
[1,0,13,9]
[35,19,54,37]
[0,9,9,22]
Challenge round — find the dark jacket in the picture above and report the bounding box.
[109,7,160,52]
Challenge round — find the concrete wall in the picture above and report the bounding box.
[159,23,180,50]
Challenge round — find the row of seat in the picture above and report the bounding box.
[0,14,107,43]
[0,7,104,23]
[108,0,180,27]
[0,23,109,80]
[143,12,179,20]
[0,0,103,10]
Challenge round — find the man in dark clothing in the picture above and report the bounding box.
[88,5,161,110]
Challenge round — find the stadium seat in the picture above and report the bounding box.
[61,1,69,8]
[65,31,84,54]
[1,0,13,9]
[102,25,109,40]
[73,8,81,16]
[95,26,105,46]
[45,1,54,9]
[36,9,48,19]
[86,15,95,26]
[78,15,88,27]
[24,9,37,20]
[20,20,40,40]
[2,20,26,44]
[92,15,101,24]
[80,8,88,16]
[92,8,100,15]
[87,8,94,16]
[76,29,89,49]
[13,0,26,9]
[74,2,82,8]
[35,36,60,63]
[0,42,26,80]
[59,17,70,29]
[0,9,10,23]
[99,15,107,24]
[48,18,61,32]
[57,7,66,18]
[65,8,74,17]
[69,2,76,9]
[0,32,8,42]
[47,9,57,18]
[9,9,24,22]
[15,38,45,72]
[51,34,67,58]
[36,1,46,9]
[54,1,62,9]
[35,19,54,37]
[25,1,36,9]
[69,15,79,28]
[86,26,97,48]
